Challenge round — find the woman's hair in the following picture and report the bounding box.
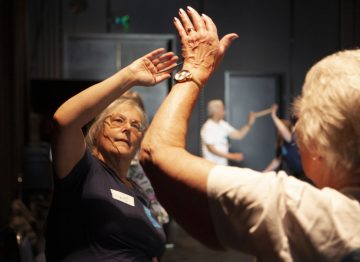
[85,95,147,153]
[293,49,360,176]
[207,99,224,117]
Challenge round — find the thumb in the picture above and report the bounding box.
[219,33,239,52]
[215,33,238,70]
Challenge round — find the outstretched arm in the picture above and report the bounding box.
[229,111,256,139]
[52,49,178,179]
[206,145,244,162]
[271,104,292,142]
[139,7,237,249]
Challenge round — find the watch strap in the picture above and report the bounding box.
[175,70,202,88]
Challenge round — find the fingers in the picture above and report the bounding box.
[202,13,217,33]
[173,17,187,39]
[152,52,177,65]
[186,6,206,32]
[156,58,180,73]
[144,48,166,61]
[178,8,195,34]
[177,6,207,34]
[157,62,180,74]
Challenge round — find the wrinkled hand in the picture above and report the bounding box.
[228,152,244,162]
[128,48,178,86]
[173,6,238,85]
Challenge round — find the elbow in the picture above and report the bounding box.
[52,111,65,133]
[52,107,78,129]
[52,109,68,128]
[139,135,178,173]
[139,137,160,172]
[51,109,76,136]
[139,144,153,169]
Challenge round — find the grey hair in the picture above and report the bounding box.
[207,99,224,117]
[85,96,147,153]
[293,49,360,177]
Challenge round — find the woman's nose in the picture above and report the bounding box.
[120,121,132,132]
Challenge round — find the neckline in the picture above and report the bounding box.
[93,153,150,207]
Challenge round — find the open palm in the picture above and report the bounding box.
[128,48,178,87]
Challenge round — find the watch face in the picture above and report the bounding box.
[175,70,192,82]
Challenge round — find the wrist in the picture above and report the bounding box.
[174,69,204,88]
[117,67,138,87]
[182,62,213,86]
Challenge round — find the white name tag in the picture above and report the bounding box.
[110,189,134,206]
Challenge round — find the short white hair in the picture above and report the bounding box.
[293,49,360,177]
[207,99,224,117]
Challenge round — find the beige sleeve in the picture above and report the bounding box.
[207,166,305,259]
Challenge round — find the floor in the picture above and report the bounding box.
[161,222,253,262]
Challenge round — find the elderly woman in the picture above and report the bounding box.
[140,6,360,261]
[45,48,178,261]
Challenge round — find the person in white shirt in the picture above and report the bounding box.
[201,99,256,165]
[140,6,360,261]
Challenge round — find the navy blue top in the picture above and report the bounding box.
[45,150,165,261]
[276,138,304,177]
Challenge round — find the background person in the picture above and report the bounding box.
[45,48,178,261]
[263,104,304,179]
[201,99,256,165]
[139,6,360,261]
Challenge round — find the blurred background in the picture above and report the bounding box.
[0,0,359,261]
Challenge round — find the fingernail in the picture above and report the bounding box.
[173,17,178,22]
[179,8,185,14]
[201,13,207,17]
[187,6,193,12]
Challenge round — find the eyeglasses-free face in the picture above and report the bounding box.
[104,114,145,132]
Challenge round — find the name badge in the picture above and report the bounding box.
[110,189,134,206]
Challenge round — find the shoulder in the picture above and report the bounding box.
[54,149,99,189]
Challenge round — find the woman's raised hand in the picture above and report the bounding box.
[173,6,238,85]
[128,48,178,86]
[271,104,278,118]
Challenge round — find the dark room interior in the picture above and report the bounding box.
[1,0,359,261]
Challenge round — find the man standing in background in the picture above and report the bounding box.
[201,99,256,165]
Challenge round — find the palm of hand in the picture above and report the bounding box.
[129,58,157,87]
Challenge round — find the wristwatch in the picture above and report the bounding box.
[174,69,202,87]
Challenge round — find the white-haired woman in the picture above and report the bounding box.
[45,48,178,261]
[139,6,360,261]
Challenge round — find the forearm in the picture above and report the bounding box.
[230,124,251,140]
[53,67,135,128]
[140,6,238,250]
[140,82,220,249]
[272,116,292,142]
[141,81,212,177]
[207,145,231,159]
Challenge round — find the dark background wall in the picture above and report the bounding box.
[1,0,359,228]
